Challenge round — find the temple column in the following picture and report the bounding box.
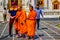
[18,0,22,6]
[49,0,52,10]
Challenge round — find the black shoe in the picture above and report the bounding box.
[16,34,22,38]
[22,34,26,38]
[37,28,42,30]
[17,36,22,38]
[28,36,34,39]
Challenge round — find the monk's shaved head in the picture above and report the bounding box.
[29,5,33,11]
[18,5,22,11]
[29,5,33,9]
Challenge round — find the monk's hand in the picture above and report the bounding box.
[15,18,18,22]
[21,21,24,25]
[21,22,24,25]
[21,20,26,25]
[14,21,15,23]
[24,20,26,22]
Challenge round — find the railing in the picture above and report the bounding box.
[42,10,60,18]
[0,9,60,18]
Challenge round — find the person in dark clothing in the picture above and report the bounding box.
[34,5,43,30]
[8,2,18,37]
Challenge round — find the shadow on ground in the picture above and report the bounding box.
[0,34,44,40]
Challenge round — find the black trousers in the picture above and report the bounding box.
[9,18,18,35]
[36,19,40,29]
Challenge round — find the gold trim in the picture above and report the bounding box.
[37,0,44,7]
[8,0,22,8]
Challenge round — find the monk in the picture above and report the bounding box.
[14,6,27,38]
[26,5,37,40]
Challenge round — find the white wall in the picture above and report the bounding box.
[30,0,35,7]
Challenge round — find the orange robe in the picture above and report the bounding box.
[26,10,37,36]
[14,10,27,34]
[14,11,21,31]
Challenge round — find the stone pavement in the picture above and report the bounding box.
[0,20,60,40]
